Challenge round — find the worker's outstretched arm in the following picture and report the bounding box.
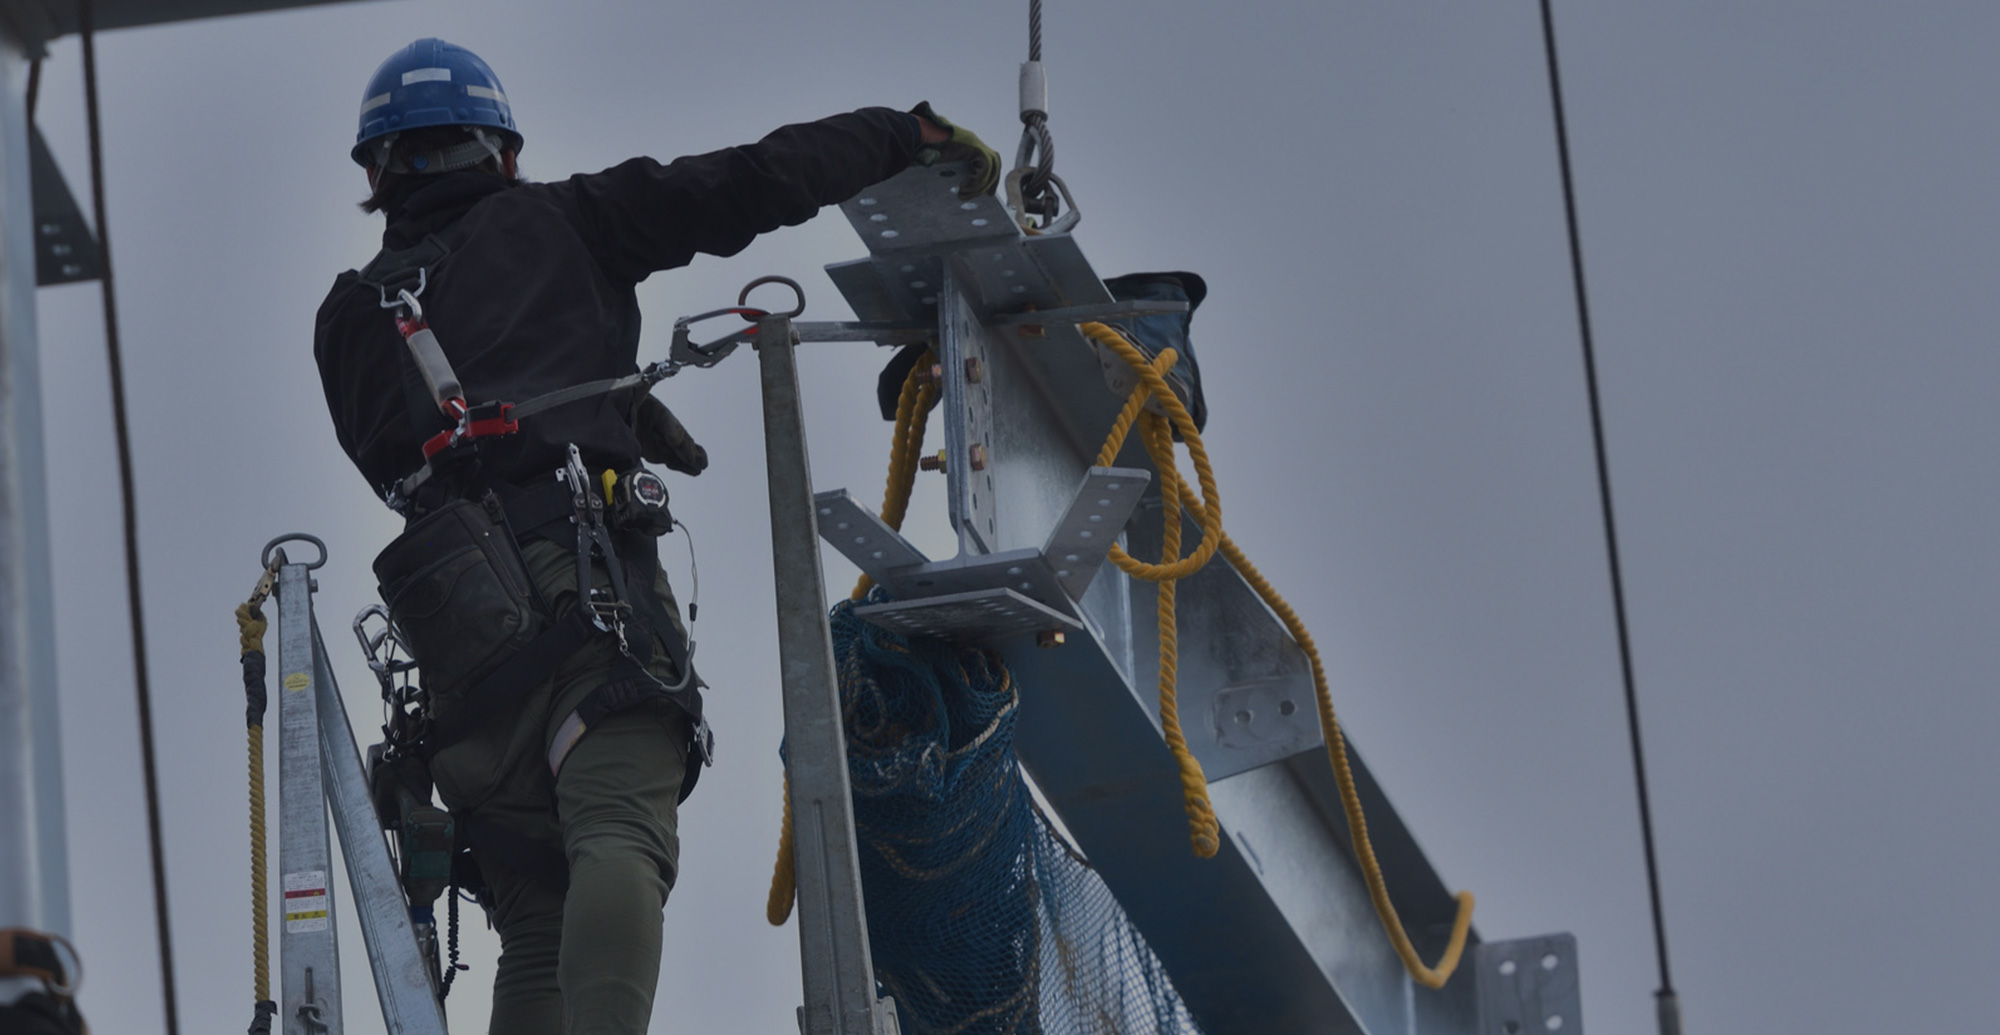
[566,107,927,283]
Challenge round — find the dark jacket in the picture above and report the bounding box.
[315,106,921,498]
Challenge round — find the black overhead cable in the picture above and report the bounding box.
[79,3,182,1034]
[1533,4,1682,1034]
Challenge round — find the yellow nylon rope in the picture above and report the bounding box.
[768,352,941,926]
[1078,320,1472,988]
[247,724,269,1002]
[234,598,272,1003]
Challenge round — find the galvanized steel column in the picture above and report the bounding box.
[0,24,68,936]
[756,316,896,1035]
[310,621,447,1034]
[276,563,342,1034]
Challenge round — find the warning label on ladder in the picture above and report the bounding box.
[283,869,330,933]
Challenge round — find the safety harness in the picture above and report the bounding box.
[354,237,713,899]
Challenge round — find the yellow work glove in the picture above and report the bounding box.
[910,101,1000,197]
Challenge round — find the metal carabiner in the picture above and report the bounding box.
[395,287,426,324]
[668,306,768,370]
[375,267,428,310]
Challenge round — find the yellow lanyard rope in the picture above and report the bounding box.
[236,564,278,1006]
[1079,321,1472,988]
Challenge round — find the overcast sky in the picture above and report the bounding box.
[16,1,2000,1033]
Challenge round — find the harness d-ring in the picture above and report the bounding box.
[261,534,328,571]
[737,275,805,318]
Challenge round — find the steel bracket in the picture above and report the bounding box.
[815,465,1148,642]
[1476,933,1583,1035]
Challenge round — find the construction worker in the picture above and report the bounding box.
[312,38,996,1035]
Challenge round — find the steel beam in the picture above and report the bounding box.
[821,164,1503,1034]
[0,1,376,50]
[756,316,899,1035]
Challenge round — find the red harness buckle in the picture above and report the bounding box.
[421,401,519,459]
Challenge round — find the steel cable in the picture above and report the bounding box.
[1535,2,1681,1030]
[80,3,181,1031]
[1017,0,1058,216]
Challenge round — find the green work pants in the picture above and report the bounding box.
[428,538,694,1035]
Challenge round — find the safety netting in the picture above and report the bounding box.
[829,596,1202,1035]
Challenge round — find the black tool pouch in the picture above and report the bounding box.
[373,497,545,702]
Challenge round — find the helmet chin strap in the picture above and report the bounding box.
[369,127,507,176]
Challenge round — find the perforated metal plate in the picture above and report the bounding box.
[854,588,1080,643]
[1477,934,1583,1035]
[813,497,1074,622]
[841,163,1017,255]
[814,490,927,579]
[1043,467,1149,600]
[940,274,999,555]
[877,548,1070,616]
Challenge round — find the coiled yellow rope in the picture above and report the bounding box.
[1079,320,1473,988]
[768,352,942,926]
[235,593,273,1004]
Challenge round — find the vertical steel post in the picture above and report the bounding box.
[756,316,897,1035]
[276,562,342,1035]
[310,622,447,1035]
[0,24,68,938]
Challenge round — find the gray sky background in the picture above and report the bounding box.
[18,1,1999,1032]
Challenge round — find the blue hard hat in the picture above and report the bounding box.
[352,38,522,167]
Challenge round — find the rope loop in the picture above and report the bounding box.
[1079,319,1474,988]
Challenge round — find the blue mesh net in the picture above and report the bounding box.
[829,597,1202,1035]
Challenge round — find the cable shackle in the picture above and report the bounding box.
[1007,166,1079,236]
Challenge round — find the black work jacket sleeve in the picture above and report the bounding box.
[565,107,921,283]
